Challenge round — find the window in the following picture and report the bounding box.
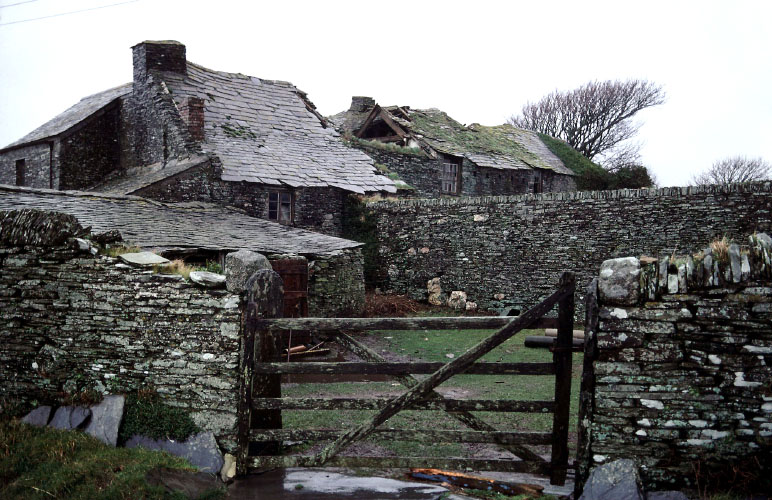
[15,159,26,186]
[532,170,544,194]
[268,191,293,223]
[441,158,461,194]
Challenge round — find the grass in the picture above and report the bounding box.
[462,490,558,500]
[710,236,731,263]
[281,323,583,460]
[118,391,200,445]
[0,419,221,500]
[101,245,142,258]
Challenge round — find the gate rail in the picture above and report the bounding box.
[237,271,575,485]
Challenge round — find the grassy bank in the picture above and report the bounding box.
[0,419,218,500]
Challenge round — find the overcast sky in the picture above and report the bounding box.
[1,0,770,187]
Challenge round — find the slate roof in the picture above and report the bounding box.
[0,184,360,256]
[158,63,396,194]
[92,155,210,195]
[333,103,574,176]
[1,84,132,150]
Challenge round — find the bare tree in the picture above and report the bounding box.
[690,156,771,185]
[510,79,665,167]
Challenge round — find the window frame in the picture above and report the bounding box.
[441,157,462,195]
[15,159,26,186]
[268,190,294,224]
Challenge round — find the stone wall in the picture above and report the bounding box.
[370,183,772,318]
[577,233,772,492]
[0,143,52,189]
[307,248,366,317]
[59,103,122,190]
[135,159,348,237]
[0,210,243,452]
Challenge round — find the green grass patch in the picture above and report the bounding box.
[118,392,199,445]
[101,245,142,258]
[0,419,214,500]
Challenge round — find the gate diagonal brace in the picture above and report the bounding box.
[306,277,573,467]
[335,332,545,464]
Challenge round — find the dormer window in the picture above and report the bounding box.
[268,191,293,223]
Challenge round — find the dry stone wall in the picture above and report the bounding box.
[577,233,772,493]
[0,210,243,452]
[370,183,772,318]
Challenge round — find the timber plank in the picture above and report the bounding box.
[250,429,553,445]
[256,316,514,332]
[335,332,549,464]
[248,456,553,474]
[550,272,575,486]
[253,361,555,375]
[252,397,555,412]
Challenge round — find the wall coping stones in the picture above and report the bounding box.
[367,181,772,209]
[598,232,772,303]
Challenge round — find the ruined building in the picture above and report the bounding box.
[0,41,396,236]
[330,97,576,197]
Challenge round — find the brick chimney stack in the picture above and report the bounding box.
[132,40,187,83]
[178,97,205,142]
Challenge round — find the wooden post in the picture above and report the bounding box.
[236,269,283,474]
[550,272,575,485]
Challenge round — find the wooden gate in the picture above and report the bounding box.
[237,272,576,485]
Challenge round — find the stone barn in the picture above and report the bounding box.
[330,97,576,197]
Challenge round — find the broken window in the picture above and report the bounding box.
[532,170,544,194]
[15,159,25,186]
[268,191,293,223]
[441,158,461,194]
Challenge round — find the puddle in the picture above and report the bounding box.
[227,468,448,499]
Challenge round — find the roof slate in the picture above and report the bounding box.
[159,63,396,194]
[91,155,210,195]
[2,84,133,150]
[0,184,360,256]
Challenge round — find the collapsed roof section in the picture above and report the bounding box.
[330,100,574,176]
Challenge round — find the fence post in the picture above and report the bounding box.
[236,269,284,475]
[550,272,575,485]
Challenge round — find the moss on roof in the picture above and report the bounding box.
[536,133,610,189]
[407,109,568,172]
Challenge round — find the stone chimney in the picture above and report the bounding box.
[178,96,205,142]
[350,96,375,112]
[132,40,187,83]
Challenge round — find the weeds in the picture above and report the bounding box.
[100,245,141,258]
[710,236,731,263]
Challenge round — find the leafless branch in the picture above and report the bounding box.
[690,156,771,185]
[509,79,665,167]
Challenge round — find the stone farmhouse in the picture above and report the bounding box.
[330,96,576,197]
[0,41,396,236]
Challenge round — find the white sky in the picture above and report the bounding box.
[1,0,770,187]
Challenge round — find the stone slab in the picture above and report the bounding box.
[579,459,643,500]
[21,405,52,427]
[189,271,226,288]
[84,395,125,446]
[599,257,641,306]
[126,432,224,473]
[119,251,170,267]
[49,406,91,430]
